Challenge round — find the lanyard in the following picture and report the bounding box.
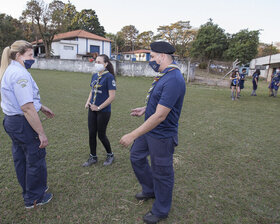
[145,64,180,105]
[92,70,109,104]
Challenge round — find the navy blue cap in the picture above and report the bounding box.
[150,41,175,54]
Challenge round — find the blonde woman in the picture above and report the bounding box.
[0,40,54,208]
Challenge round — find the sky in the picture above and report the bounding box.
[1,0,279,45]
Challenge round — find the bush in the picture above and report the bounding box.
[199,62,207,69]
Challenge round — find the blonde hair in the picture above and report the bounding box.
[0,40,33,82]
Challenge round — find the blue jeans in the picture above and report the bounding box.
[130,134,176,217]
[3,115,47,206]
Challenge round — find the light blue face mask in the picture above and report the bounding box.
[24,60,35,69]
[149,60,160,72]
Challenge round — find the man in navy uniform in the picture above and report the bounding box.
[120,41,186,223]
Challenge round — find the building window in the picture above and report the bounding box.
[64,45,74,50]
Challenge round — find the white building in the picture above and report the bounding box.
[32,30,111,60]
[250,53,280,81]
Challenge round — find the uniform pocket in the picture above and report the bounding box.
[27,146,46,176]
[154,156,173,167]
[3,117,24,134]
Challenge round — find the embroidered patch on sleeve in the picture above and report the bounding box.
[16,79,28,88]
[112,80,116,87]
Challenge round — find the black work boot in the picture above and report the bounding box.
[143,211,168,224]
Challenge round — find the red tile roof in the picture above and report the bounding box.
[121,49,151,54]
[32,30,111,44]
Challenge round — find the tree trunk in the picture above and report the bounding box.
[44,41,50,58]
[207,59,211,75]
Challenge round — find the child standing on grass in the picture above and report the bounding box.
[230,71,240,100]
[251,69,260,96]
[239,68,247,96]
[268,68,280,97]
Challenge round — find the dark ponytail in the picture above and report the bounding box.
[99,54,115,78]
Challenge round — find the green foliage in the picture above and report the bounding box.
[136,31,154,50]
[22,0,57,58]
[258,43,279,57]
[118,25,139,51]
[60,1,77,32]
[105,33,125,54]
[48,0,66,31]
[198,62,208,69]
[0,14,24,54]
[190,19,228,61]
[157,21,197,58]
[224,29,260,64]
[70,9,105,37]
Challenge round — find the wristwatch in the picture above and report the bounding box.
[97,106,100,111]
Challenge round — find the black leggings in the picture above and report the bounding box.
[253,81,258,90]
[88,110,112,156]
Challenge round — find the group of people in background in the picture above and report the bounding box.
[230,67,280,100]
[230,67,246,100]
[0,40,185,224]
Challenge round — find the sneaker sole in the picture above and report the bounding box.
[25,194,53,209]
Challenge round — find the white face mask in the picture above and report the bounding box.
[276,69,280,73]
[95,63,105,72]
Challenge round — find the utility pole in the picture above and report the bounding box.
[267,42,273,82]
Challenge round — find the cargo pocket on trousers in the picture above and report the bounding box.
[27,147,46,177]
[153,157,173,176]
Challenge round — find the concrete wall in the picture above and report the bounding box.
[32,58,195,80]
[32,58,101,74]
[116,60,195,80]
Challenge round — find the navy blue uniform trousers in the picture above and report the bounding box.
[3,115,47,206]
[130,134,176,217]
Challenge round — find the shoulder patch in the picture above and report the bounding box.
[17,79,28,84]
[17,79,28,88]
[112,80,116,87]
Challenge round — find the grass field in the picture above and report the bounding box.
[0,69,279,224]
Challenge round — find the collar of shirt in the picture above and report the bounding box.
[11,60,25,70]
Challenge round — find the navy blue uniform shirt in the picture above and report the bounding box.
[252,73,259,83]
[145,66,186,139]
[90,71,116,112]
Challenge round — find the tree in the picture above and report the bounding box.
[22,0,61,58]
[224,29,260,64]
[257,43,279,57]
[136,31,154,50]
[0,14,24,54]
[190,19,228,65]
[105,33,125,54]
[61,1,77,32]
[157,21,197,58]
[70,9,105,37]
[48,0,65,32]
[118,25,139,51]
[21,20,40,43]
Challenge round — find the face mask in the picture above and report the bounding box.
[149,60,160,72]
[95,63,105,72]
[24,60,35,69]
[276,69,280,73]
